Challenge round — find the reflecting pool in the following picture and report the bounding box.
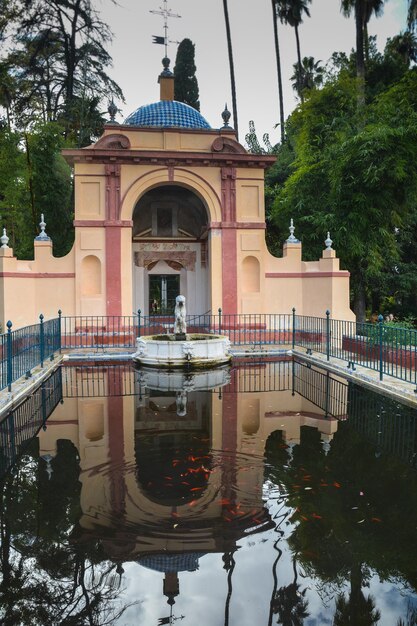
[0,359,417,625]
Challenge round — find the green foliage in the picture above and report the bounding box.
[174,38,200,111]
[290,56,325,99]
[0,0,123,140]
[269,64,417,319]
[0,122,73,258]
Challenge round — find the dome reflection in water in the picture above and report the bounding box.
[0,360,416,625]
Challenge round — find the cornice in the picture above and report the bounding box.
[62,148,276,169]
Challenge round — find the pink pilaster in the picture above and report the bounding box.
[105,164,122,316]
[107,368,126,517]
[221,167,238,314]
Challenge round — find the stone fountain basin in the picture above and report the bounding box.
[132,334,232,369]
[136,366,231,391]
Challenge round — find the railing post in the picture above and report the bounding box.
[58,310,62,354]
[292,307,296,350]
[218,307,222,334]
[326,309,330,361]
[40,313,45,368]
[137,309,141,338]
[6,321,12,392]
[378,314,384,381]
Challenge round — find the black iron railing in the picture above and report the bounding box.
[1,310,416,392]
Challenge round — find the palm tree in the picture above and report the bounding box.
[290,56,324,99]
[363,0,385,62]
[386,31,417,65]
[222,0,239,139]
[340,0,385,103]
[271,556,309,625]
[271,0,285,143]
[408,0,417,30]
[277,0,312,104]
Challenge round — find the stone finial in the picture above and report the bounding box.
[108,99,118,123]
[325,232,333,250]
[160,56,173,77]
[1,228,9,248]
[221,103,232,129]
[35,214,51,241]
[286,218,300,243]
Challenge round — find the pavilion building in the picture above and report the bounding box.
[0,60,354,327]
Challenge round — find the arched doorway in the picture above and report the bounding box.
[132,185,210,315]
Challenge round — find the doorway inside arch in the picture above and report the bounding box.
[149,274,180,315]
[132,185,210,316]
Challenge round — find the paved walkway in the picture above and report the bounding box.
[0,345,416,417]
[292,348,417,408]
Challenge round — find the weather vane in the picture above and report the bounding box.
[150,0,181,57]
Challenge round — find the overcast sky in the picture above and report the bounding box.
[100,0,408,146]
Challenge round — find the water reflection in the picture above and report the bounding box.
[0,360,416,625]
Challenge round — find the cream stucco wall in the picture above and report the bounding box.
[0,124,354,328]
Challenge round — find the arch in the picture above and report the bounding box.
[81,255,102,296]
[120,167,222,223]
[242,256,260,293]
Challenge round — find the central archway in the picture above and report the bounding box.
[132,184,210,316]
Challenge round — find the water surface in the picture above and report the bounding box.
[0,360,416,625]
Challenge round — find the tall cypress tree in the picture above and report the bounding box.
[174,38,200,111]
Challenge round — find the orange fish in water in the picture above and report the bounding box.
[333,482,341,488]
[371,517,382,523]
[312,513,322,519]
[190,487,203,491]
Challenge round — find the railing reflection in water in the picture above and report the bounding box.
[0,368,62,477]
[1,359,417,481]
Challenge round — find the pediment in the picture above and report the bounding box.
[94,133,131,150]
[211,136,247,154]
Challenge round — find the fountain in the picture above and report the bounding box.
[132,295,232,369]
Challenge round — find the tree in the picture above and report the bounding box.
[290,56,324,99]
[277,0,312,104]
[409,0,417,30]
[340,0,385,103]
[271,0,285,143]
[2,0,123,137]
[222,0,239,138]
[174,38,200,111]
[0,123,73,259]
[270,67,417,320]
[385,31,417,65]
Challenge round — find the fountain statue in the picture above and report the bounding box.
[132,295,232,369]
[174,295,187,338]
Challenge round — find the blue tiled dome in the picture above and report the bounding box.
[124,100,211,129]
[139,553,206,573]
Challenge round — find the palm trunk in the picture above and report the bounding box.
[271,0,285,143]
[355,0,365,106]
[223,0,239,139]
[294,24,304,104]
[353,279,367,323]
